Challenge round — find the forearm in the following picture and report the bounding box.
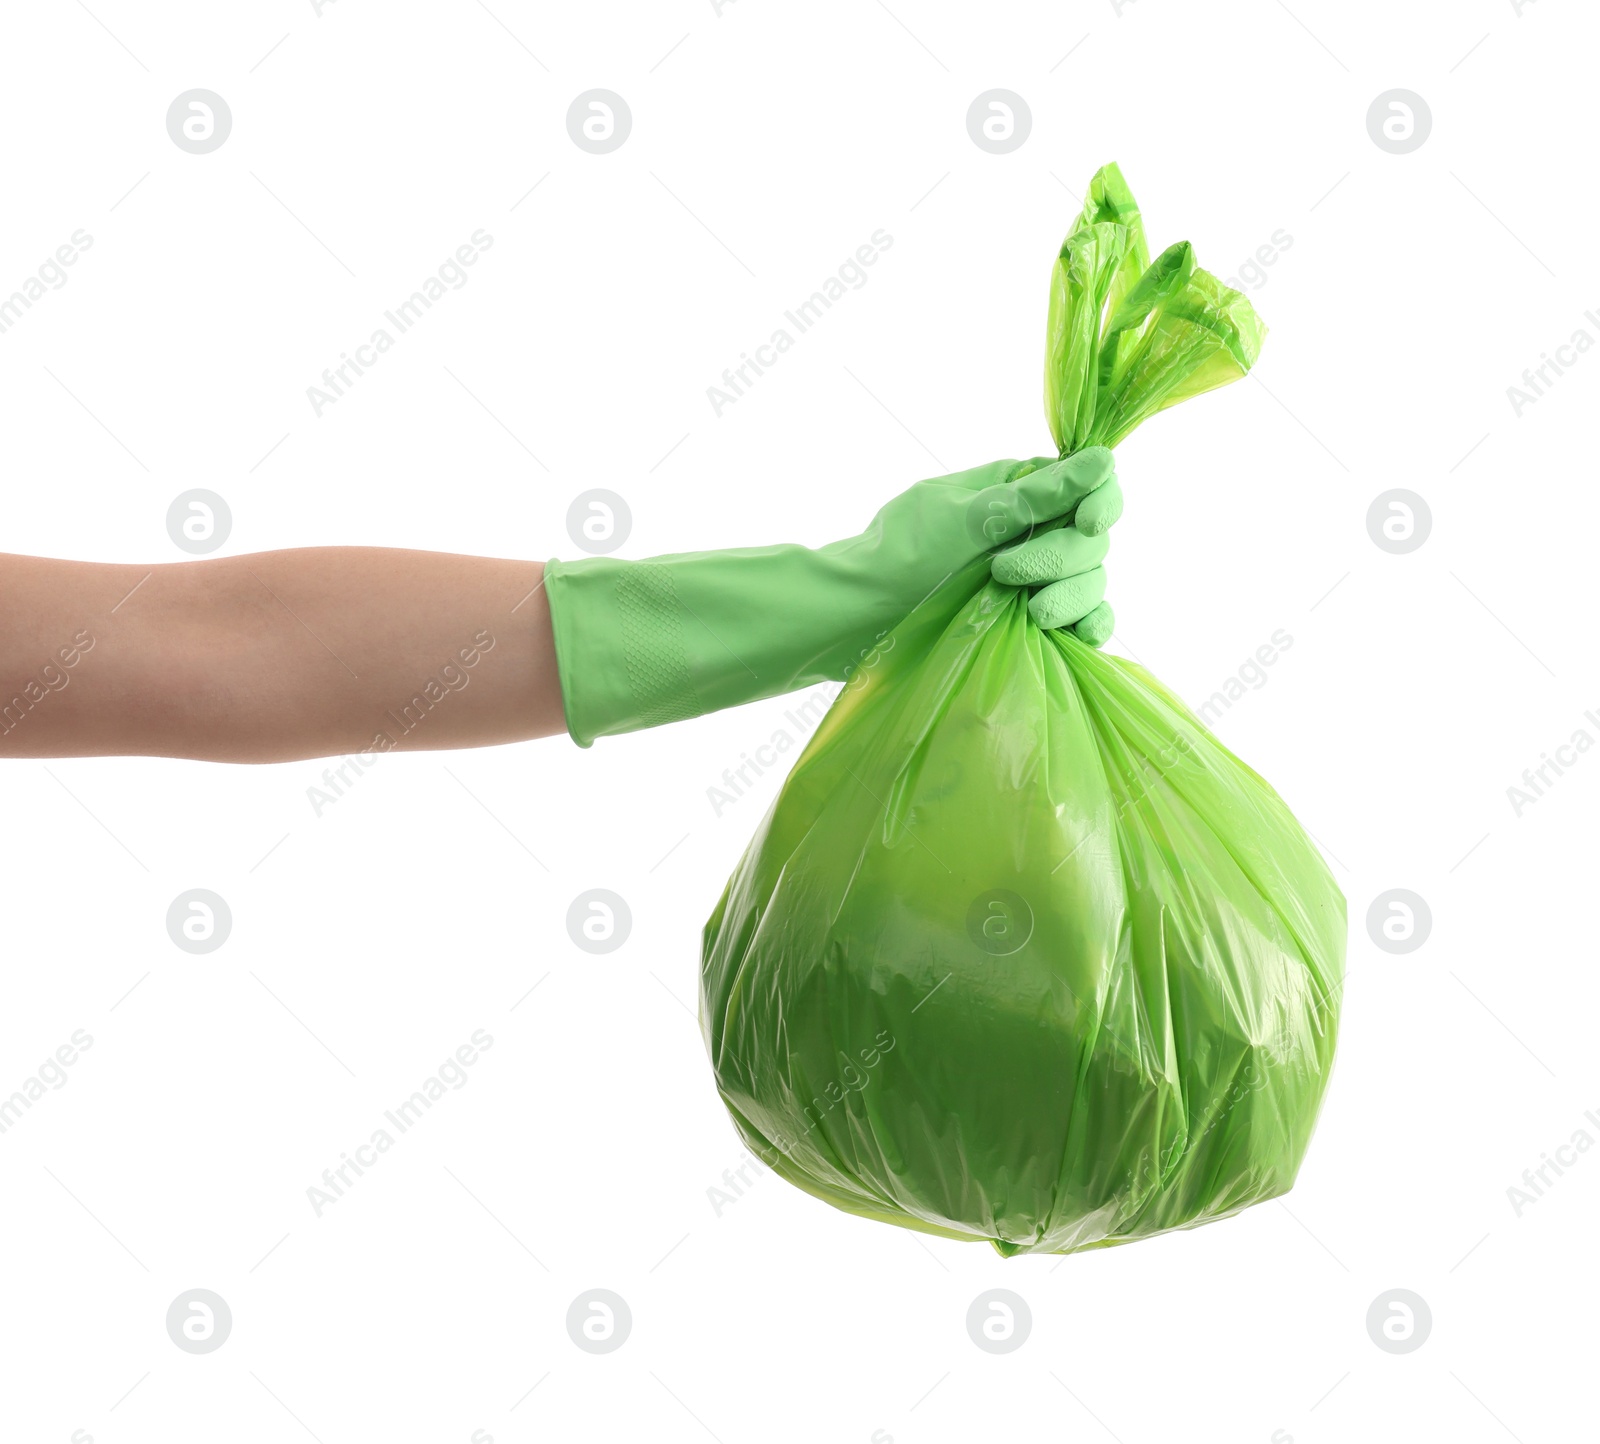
[0,549,565,762]
[542,453,1119,747]
[544,540,934,746]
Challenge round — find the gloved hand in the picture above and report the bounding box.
[544,447,1121,745]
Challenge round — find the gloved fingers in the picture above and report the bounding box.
[1070,600,1115,648]
[991,527,1109,587]
[1073,475,1124,537]
[1028,565,1107,631]
[987,447,1114,544]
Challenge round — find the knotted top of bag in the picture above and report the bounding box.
[1046,163,1266,456]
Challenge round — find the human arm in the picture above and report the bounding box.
[0,548,564,763]
[545,449,1120,745]
[0,449,1119,762]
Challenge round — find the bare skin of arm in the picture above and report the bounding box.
[0,550,566,763]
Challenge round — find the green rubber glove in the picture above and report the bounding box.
[544,448,1120,745]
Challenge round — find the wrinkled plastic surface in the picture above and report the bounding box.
[1045,162,1265,452]
[699,164,1344,1256]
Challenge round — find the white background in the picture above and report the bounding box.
[0,1,1594,1441]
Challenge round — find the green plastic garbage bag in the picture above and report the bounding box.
[699,164,1345,1256]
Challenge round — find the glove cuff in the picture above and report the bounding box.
[544,556,704,747]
